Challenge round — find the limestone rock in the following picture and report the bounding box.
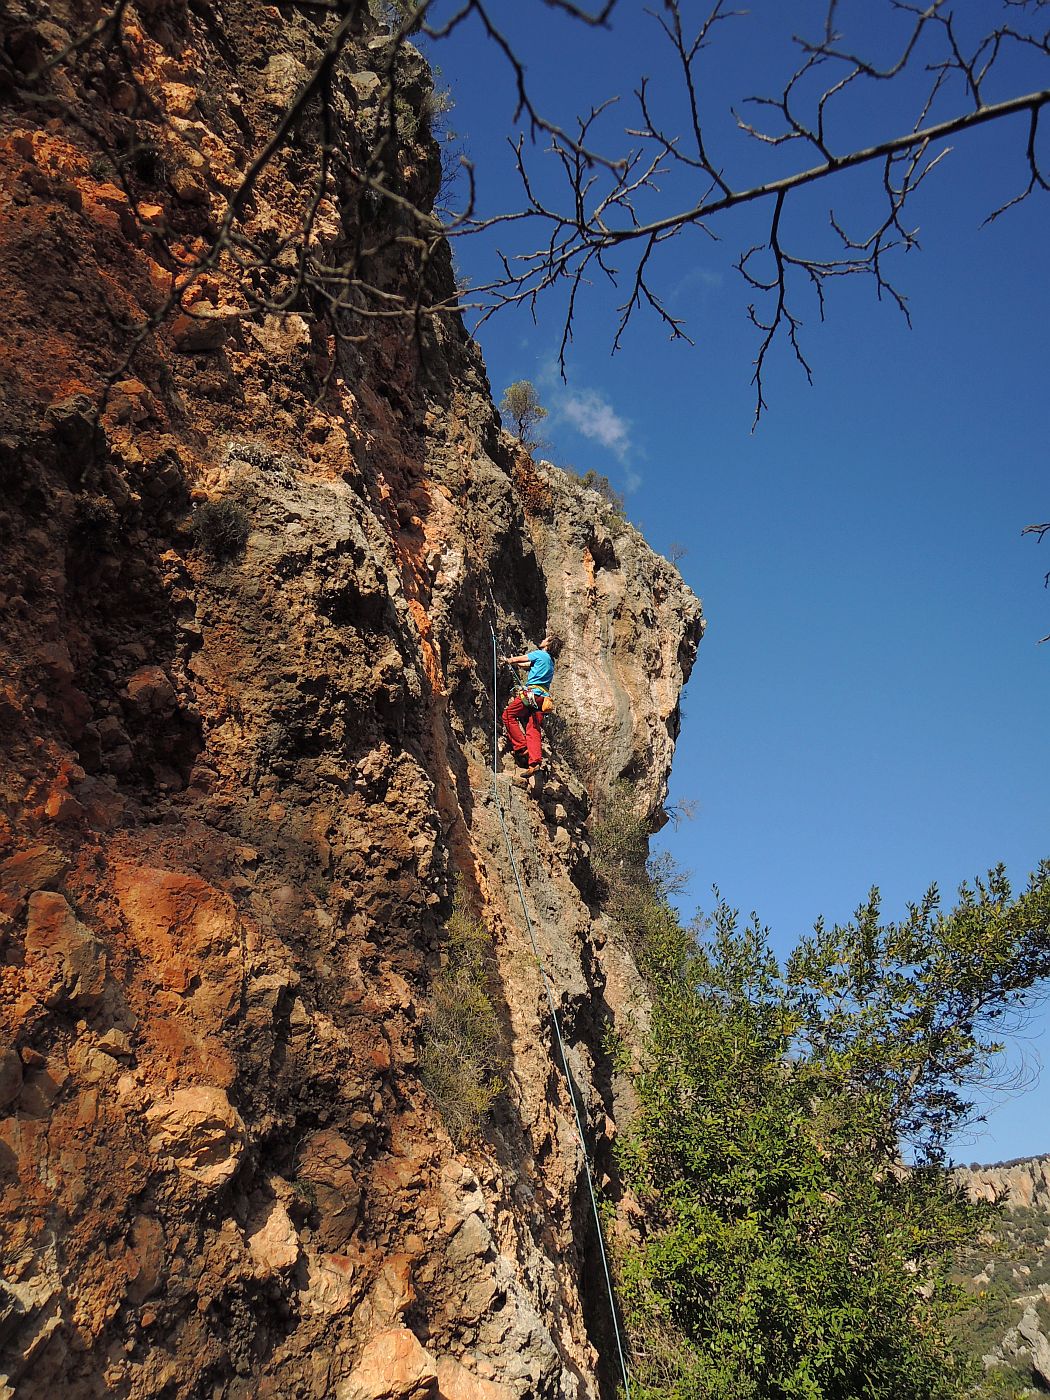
[145,1085,245,1188]
[0,4,703,1393]
[436,1356,516,1400]
[245,1191,300,1277]
[446,1212,492,1267]
[957,1156,1050,1212]
[338,1328,438,1400]
[1017,1307,1050,1388]
[350,71,381,103]
[261,52,308,108]
[529,455,703,820]
[24,891,107,1009]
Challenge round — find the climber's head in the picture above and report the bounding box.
[542,634,563,658]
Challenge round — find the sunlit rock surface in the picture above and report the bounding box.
[0,2,702,1395]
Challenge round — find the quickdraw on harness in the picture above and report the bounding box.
[512,682,555,715]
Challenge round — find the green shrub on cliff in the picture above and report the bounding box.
[593,783,686,962]
[596,824,1050,1399]
[576,467,626,520]
[419,891,505,1143]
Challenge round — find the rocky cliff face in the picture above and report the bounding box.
[958,1157,1050,1213]
[0,6,702,1398]
[955,1157,1050,1394]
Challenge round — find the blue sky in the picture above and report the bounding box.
[427,2,1049,1162]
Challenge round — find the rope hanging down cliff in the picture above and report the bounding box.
[489,628,633,1400]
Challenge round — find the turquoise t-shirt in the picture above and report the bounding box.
[525,649,554,689]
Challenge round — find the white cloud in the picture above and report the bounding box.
[535,355,560,388]
[557,387,632,462]
[672,265,724,302]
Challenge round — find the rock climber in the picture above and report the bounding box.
[500,635,562,776]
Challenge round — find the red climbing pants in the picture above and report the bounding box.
[502,696,544,765]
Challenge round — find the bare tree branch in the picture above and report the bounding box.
[6,0,1050,425]
[460,1,1050,418]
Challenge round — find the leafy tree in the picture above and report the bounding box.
[785,867,1050,1163]
[500,379,548,447]
[608,857,1050,1399]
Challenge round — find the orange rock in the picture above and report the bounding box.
[112,864,246,1084]
[0,843,68,916]
[17,1057,68,1115]
[75,180,137,239]
[124,665,177,715]
[169,166,209,205]
[162,82,199,119]
[364,1253,417,1328]
[296,1129,362,1252]
[245,1191,300,1278]
[337,1328,437,1400]
[302,1249,360,1318]
[0,1048,23,1108]
[24,891,106,1008]
[115,865,238,987]
[106,378,157,427]
[38,640,74,681]
[76,778,125,831]
[435,1357,516,1400]
[170,310,228,353]
[145,1084,245,1189]
[144,257,174,302]
[55,685,92,741]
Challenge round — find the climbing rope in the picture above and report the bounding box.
[489,628,633,1400]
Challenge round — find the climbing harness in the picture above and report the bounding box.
[489,627,632,1400]
[511,682,556,715]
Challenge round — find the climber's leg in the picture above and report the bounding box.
[524,710,543,767]
[502,697,529,759]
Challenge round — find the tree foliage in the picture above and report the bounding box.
[500,379,548,446]
[785,868,1050,1162]
[596,822,1050,1398]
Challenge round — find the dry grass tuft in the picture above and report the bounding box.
[419,891,505,1142]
